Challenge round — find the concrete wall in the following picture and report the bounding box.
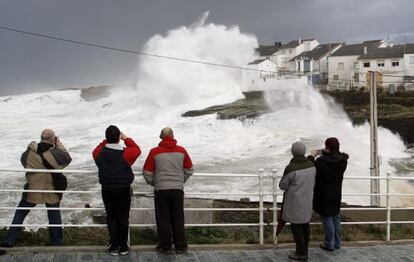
[404,54,414,76]
[244,76,308,92]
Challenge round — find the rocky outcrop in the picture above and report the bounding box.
[321,90,414,145]
[182,93,271,120]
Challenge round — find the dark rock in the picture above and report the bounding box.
[182,95,271,120]
[80,86,112,101]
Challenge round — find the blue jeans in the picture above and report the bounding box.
[3,199,63,245]
[320,214,341,249]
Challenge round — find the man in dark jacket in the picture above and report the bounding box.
[308,137,348,252]
[279,142,316,261]
[93,125,141,256]
[1,129,72,247]
[143,127,193,254]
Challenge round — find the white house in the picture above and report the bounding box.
[403,44,414,90]
[328,40,388,90]
[274,38,319,71]
[289,43,342,85]
[404,44,414,76]
[357,45,405,91]
[256,42,282,65]
[242,59,277,92]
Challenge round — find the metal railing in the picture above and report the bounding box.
[0,168,413,245]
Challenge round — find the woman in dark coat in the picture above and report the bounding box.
[308,137,348,251]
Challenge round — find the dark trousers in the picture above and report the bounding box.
[291,223,310,257]
[154,189,187,250]
[102,186,131,249]
[3,199,62,245]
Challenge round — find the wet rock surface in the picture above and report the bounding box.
[182,92,271,120]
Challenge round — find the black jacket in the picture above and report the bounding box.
[308,151,349,216]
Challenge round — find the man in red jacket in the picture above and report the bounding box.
[143,127,193,254]
[93,125,141,256]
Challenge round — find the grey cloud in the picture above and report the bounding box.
[0,0,413,96]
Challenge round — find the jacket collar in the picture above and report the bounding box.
[159,136,177,148]
[105,143,124,150]
[290,155,309,163]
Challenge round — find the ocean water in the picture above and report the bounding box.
[0,13,413,225]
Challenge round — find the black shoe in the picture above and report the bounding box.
[175,247,188,254]
[0,250,5,256]
[119,246,130,256]
[320,243,334,252]
[0,243,13,248]
[288,252,308,261]
[108,244,119,256]
[156,245,171,253]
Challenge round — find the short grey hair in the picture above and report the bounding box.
[41,129,56,144]
[159,127,174,139]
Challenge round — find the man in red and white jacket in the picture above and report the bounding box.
[143,127,193,253]
[92,125,141,256]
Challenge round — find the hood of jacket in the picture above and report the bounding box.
[159,137,177,149]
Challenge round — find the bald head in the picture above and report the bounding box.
[159,127,174,139]
[41,129,56,144]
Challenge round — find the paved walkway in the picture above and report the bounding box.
[0,243,413,261]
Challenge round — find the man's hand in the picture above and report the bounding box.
[311,149,322,157]
[120,132,128,141]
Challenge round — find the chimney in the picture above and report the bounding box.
[328,43,331,50]
[298,37,302,44]
[363,46,368,55]
[274,41,282,47]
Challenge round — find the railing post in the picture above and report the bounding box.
[272,169,278,244]
[386,172,391,242]
[258,168,264,245]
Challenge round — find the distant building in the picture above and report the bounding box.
[256,42,282,65]
[274,38,319,71]
[242,59,277,92]
[357,45,404,91]
[328,40,388,90]
[403,44,414,90]
[289,43,342,85]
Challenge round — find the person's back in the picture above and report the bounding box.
[93,126,141,256]
[312,148,348,216]
[143,127,193,254]
[1,129,71,248]
[279,142,315,261]
[144,136,193,190]
[309,137,348,252]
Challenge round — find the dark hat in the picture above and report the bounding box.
[325,137,340,151]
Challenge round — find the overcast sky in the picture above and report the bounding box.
[1,0,413,96]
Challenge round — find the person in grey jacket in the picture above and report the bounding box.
[143,127,194,254]
[279,142,316,261]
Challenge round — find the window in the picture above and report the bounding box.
[281,50,286,54]
[410,56,414,64]
[377,60,385,67]
[354,62,359,69]
[392,61,399,67]
[338,63,344,70]
[333,74,339,80]
[289,49,293,54]
[363,62,370,68]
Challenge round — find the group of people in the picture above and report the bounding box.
[279,138,348,261]
[0,126,193,256]
[0,127,347,260]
